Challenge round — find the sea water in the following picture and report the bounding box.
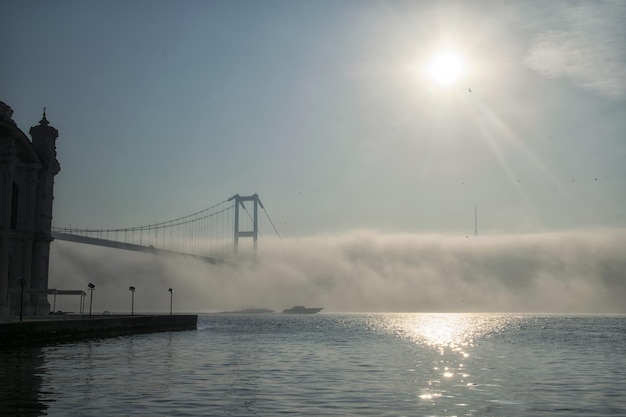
[1,313,625,416]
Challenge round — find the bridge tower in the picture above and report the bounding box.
[229,194,261,254]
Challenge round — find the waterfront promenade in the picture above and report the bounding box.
[0,314,197,347]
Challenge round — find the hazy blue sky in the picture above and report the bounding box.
[3,1,625,313]
[3,0,625,236]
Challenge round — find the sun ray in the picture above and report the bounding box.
[463,93,569,224]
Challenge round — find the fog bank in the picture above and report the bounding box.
[48,229,626,314]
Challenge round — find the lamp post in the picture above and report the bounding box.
[129,286,136,316]
[168,288,173,315]
[19,277,24,322]
[88,282,95,318]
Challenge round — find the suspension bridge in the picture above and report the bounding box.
[52,194,280,263]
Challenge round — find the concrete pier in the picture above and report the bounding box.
[0,315,197,347]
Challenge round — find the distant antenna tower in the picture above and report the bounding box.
[474,205,478,236]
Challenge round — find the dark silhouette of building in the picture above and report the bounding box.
[0,101,60,317]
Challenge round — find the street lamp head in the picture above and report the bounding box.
[168,288,173,293]
[129,286,136,292]
[88,282,95,289]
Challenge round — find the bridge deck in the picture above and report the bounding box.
[52,232,218,263]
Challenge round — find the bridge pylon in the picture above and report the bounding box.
[229,194,263,254]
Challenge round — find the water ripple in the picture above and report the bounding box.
[1,314,624,416]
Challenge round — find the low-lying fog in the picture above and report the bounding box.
[49,229,626,314]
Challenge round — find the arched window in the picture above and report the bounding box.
[11,182,18,229]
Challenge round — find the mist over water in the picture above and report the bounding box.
[48,229,626,314]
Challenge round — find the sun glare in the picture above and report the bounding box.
[430,54,463,84]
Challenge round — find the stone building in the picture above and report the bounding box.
[0,101,60,317]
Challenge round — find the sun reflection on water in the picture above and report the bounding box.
[369,313,520,400]
[377,313,515,353]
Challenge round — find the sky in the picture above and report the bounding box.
[2,0,625,313]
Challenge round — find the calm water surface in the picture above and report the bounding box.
[1,313,625,416]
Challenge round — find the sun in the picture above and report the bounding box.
[430,54,463,84]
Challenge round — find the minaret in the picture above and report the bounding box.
[30,108,60,232]
[0,101,16,315]
[29,109,60,312]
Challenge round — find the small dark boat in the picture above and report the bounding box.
[282,305,323,314]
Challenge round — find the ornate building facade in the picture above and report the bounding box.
[0,101,60,317]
